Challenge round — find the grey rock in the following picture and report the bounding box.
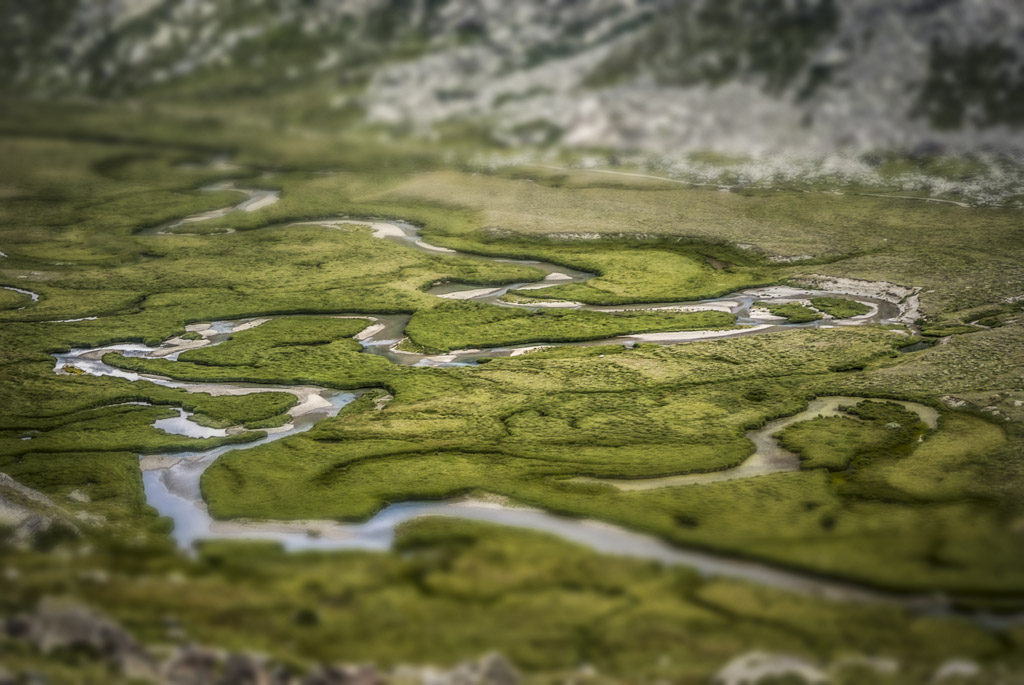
[400,654,520,685]
[163,644,221,685]
[20,673,50,685]
[303,664,381,685]
[219,652,277,685]
[476,653,519,685]
[67,489,91,503]
[5,1,1024,156]
[23,600,157,680]
[0,474,81,548]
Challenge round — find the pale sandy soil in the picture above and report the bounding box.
[238,192,279,212]
[230,318,270,333]
[514,282,562,290]
[747,307,789,322]
[437,287,505,300]
[713,652,828,685]
[287,392,333,417]
[792,274,921,324]
[289,219,399,237]
[501,298,584,307]
[625,325,772,342]
[149,337,211,358]
[353,322,387,340]
[415,240,457,253]
[605,304,736,314]
[510,345,554,357]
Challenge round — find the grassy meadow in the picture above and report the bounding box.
[1,98,1023,681]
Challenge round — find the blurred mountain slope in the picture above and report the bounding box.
[2,0,1023,154]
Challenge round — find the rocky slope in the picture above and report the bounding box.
[2,599,523,684]
[2,0,1023,154]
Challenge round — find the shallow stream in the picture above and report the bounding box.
[46,177,986,620]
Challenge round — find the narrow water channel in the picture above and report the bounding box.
[47,175,990,622]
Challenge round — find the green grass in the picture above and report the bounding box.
[755,301,823,323]
[95,317,1024,594]
[966,303,1024,328]
[384,169,1024,316]
[496,246,769,305]
[0,403,264,458]
[920,322,985,337]
[0,287,31,309]
[776,400,929,471]
[0,125,1019,598]
[180,316,370,365]
[2,517,1012,683]
[809,297,871,319]
[405,301,736,352]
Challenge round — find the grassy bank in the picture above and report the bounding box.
[404,301,736,352]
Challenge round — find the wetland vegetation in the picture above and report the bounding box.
[753,301,823,324]
[404,302,736,353]
[808,297,872,319]
[1,97,1023,683]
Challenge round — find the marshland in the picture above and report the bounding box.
[3,3,1024,683]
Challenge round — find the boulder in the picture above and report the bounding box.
[24,600,157,680]
[476,653,519,685]
[303,664,381,685]
[163,644,220,685]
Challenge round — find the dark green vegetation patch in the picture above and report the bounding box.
[405,300,736,353]
[809,296,871,319]
[777,400,929,472]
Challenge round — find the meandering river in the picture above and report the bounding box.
[47,177,996,621]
